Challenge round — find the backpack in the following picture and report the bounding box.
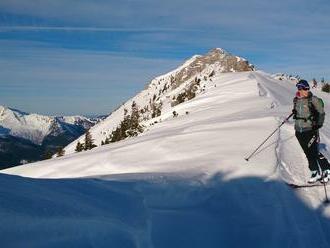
[293,96,324,127]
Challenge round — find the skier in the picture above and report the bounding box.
[312,78,318,89]
[293,79,330,183]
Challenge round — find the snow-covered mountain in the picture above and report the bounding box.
[0,106,102,168]
[2,49,330,247]
[0,105,97,145]
[1,69,303,180]
[65,48,255,154]
[272,73,300,82]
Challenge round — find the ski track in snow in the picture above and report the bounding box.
[2,71,330,247]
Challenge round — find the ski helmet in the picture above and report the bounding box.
[296,80,310,90]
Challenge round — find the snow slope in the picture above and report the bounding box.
[3,71,281,179]
[2,70,330,247]
[63,48,254,155]
[1,173,330,248]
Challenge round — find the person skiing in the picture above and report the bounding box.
[312,78,318,89]
[293,79,330,183]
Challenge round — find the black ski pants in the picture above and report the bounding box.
[295,130,330,172]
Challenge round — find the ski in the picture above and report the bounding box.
[286,182,327,189]
[287,181,330,204]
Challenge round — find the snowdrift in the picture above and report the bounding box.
[1,173,330,248]
[2,70,330,247]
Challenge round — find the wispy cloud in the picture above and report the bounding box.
[0,40,181,115]
[0,0,329,114]
[1,0,329,34]
[0,26,186,32]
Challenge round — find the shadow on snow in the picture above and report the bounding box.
[0,172,329,248]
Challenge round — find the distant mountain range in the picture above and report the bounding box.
[0,106,104,169]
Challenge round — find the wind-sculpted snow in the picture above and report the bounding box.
[2,68,330,246]
[1,173,330,248]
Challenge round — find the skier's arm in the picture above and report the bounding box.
[292,97,297,119]
[312,97,325,127]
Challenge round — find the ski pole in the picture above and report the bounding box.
[314,133,330,204]
[315,162,330,204]
[245,113,294,161]
[322,181,329,204]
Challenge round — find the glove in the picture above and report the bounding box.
[292,109,297,119]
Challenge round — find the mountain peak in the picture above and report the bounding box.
[159,48,254,91]
[63,48,256,155]
[197,48,252,70]
[0,105,5,114]
[0,105,30,117]
[207,47,229,56]
[0,105,10,113]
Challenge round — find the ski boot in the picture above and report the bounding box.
[308,170,322,184]
[321,170,330,183]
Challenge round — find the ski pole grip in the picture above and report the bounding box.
[282,113,294,124]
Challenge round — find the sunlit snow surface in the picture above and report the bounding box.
[2,71,330,247]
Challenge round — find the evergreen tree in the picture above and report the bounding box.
[43,150,53,160]
[176,92,186,104]
[110,127,121,143]
[75,141,84,152]
[322,83,330,93]
[130,101,140,130]
[151,101,162,118]
[110,102,144,142]
[84,129,97,150]
[56,147,65,157]
[127,101,143,136]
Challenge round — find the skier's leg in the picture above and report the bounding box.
[295,131,319,172]
[317,152,330,170]
[306,131,320,172]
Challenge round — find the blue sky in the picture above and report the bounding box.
[0,0,329,115]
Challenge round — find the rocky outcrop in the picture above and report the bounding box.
[169,48,254,90]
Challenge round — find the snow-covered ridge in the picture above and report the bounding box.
[3,53,330,247]
[2,71,269,178]
[0,106,97,144]
[272,73,299,82]
[65,48,254,154]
